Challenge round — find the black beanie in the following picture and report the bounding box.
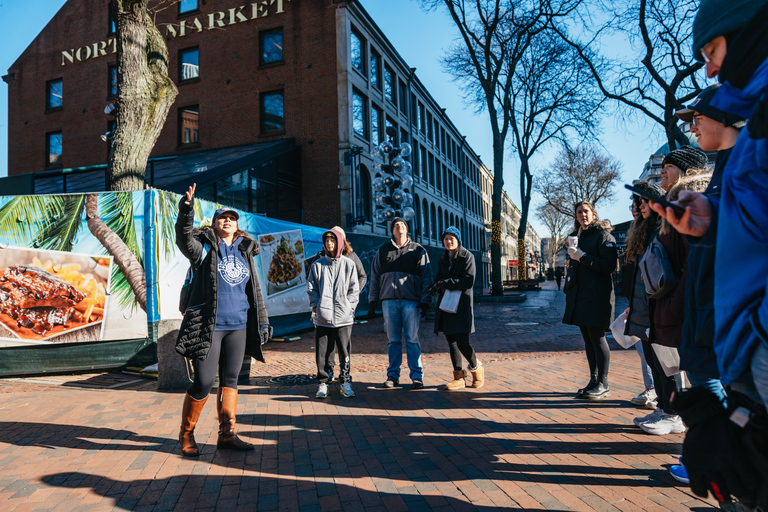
[662,147,709,176]
[390,217,408,235]
[692,0,768,60]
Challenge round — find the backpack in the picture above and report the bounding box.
[639,233,678,299]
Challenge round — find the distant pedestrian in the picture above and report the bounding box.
[554,267,564,290]
[562,201,617,400]
[431,227,483,390]
[175,184,272,457]
[368,217,432,389]
[307,228,359,398]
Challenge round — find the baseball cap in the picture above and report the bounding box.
[212,208,239,222]
[676,84,747,128]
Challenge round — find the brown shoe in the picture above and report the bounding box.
[216,387,254,451]
[179,393,207,457]
[470,365,485,389]
[445,370,466,390]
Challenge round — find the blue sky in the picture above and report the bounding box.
[0,0,692,233]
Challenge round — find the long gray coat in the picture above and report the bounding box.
[433,246,475,335]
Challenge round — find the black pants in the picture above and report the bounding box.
[188,329,247,401]
[445,333,478,371]
[641,339,681,414]
[579,325,610,382]
[556,277,562,290]
[316,325,352,383]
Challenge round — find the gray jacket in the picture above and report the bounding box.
[307,254,359,327]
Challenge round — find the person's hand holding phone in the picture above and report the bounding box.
[649,190,713,237]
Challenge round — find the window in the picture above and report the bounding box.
[261,91,285,133]
[108,65,117,98]
[352,90,367,139]
[427,112,433,143]
[419,103,426,132]
[108,5,116,35]
[179,48,199,82]
[371,105,382,146]
[350,28,365,75]
[46,79,62,110]
[384,64,395,104]
[370,50,381,89]
[260,28,283,65]
[179,0,198,15]
[179,106,199,146]
[386,117,398,144]
[47,131,62,166]
[399,81,408,116]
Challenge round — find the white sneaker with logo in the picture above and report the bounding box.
[340,382,355,398]
[633,408,663,427]
[639,413,686,435]
[316,383,328,399]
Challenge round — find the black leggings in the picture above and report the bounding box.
[445,333,478,371]
[579,325,610,381]
[188,329,247,400]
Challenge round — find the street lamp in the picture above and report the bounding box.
[372,126,415,225]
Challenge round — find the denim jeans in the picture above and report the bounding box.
[635,340,655,390]
[382,300,423,381]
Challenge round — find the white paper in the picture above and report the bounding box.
[439,290,461,313]
[609,311,640,349]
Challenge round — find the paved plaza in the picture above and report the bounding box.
[0,283,720,511]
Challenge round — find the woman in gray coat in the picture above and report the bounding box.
[432,227,483,390]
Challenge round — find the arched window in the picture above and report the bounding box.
[443,210,448,234]
[422,198,429,238]
[437,206,443,238]
[449,213,454,228]
[430,203,437,240]
[414,194,421,237]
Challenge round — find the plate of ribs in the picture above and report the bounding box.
[0,257,109,341]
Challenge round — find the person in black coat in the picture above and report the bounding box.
[175,184,272,457]
[563,200,618,400]
[431,227,483,390]
[554,267,564,290]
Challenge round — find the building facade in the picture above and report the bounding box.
[4,0,537,282]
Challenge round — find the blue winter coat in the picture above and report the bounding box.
[708,56,768,385]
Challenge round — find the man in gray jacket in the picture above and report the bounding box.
[307,228,359,398]
[368,217,432,389]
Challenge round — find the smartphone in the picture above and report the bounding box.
[624,184,686,217]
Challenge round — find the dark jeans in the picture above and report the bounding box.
[445,333,478,371]
[641,339,681,414]
[316,325,353,383]
[579,325,610,382]
[188,329,247,400]
[556,277,562,290]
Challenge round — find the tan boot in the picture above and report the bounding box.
[470,365,485,389]
[445,370,466,390]
[179,393,207,457]
[216,387,254,451]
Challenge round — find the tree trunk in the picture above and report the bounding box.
[86,194,147,311]
[108,0,178,191]
[491,134,505,296]
[517,157,533,281]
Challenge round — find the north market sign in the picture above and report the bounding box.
[61,0,291,66]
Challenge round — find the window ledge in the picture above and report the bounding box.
[178,77,200,86]
[45,107,63,114]
[259,61,285,70]
[177,143,200,150]
[259,129,286,138]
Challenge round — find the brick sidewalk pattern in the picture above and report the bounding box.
[0,282,719,511]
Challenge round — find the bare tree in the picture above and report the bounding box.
[552,0,703,150]
[536,144,621,218]
[537,202,569,267]
[108,0,179,191]
[423,0,586,293]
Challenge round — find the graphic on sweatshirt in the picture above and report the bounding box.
[218,255,249,286]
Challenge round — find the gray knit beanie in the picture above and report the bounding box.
[662,147,709,176]
[692,0,768,60]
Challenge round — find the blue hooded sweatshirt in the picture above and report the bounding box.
[214,236,250,331]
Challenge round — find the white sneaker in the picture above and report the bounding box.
[639,413,686,435]
[633,408,663,427]
[316,383,328,399]
[630,388,657,407]
[340,382,355,398]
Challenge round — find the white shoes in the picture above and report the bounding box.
[630,388,657,409]
[639,413,686,435]
[633,408,663,426]
[340,382,355,398]
[316,383,328,399]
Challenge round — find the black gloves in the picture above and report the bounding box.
[673,387,761,507]
[259,325,273,345]
[419,303,429,318]
[367,301,378,318]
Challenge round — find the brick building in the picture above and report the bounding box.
[2,0,528,280]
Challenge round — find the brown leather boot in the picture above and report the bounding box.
[445,370,466,390]
[470,365,485,389]
[216,387,254,451]
[179,393,207,457]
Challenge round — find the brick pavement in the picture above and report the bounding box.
[0,282,720,511]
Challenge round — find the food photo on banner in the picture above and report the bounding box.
[0,192,149,347]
